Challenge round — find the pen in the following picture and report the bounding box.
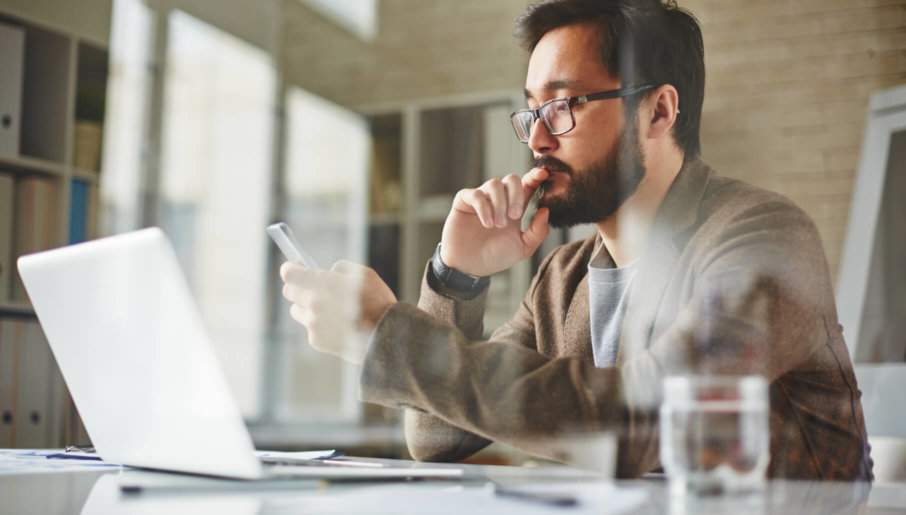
[486,481,579,507]
[121,479,325,495]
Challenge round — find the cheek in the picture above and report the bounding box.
[574,107,623,147]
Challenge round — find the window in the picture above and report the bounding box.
[158,10,276,417]
[269,86,369,422]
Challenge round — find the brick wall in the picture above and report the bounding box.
[683,0,906,277]
[281,0,906,279]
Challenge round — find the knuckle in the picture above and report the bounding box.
[312,269,330,283]
[456,187,476,199]
[470,189,488,203]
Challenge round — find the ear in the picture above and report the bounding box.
[642,84,679,141]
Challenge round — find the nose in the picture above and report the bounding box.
[527,115,558,155]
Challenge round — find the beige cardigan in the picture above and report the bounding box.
[359,158,872,480]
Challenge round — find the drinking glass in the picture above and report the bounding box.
[660,375,770,498]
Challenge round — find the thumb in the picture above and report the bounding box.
[521,207,550,257]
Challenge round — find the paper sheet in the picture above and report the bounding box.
[254,450,339,461]
[0,449,123,474]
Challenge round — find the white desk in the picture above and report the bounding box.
[1,450,902,514]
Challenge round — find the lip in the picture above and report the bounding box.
[533,158,571,176]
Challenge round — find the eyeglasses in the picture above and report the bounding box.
[510,84,654,143]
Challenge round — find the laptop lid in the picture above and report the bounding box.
[17,228,263,479]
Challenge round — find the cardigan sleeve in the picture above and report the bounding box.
[399,261,540,462]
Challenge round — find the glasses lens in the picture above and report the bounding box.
[541,99,573,135]
[511,110,534,143]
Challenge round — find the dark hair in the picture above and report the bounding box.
[515,0,704,156]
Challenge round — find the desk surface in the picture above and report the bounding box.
[1,451,903,514]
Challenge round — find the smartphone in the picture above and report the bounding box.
[267,222,320,269]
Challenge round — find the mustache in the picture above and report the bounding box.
[532,156,572,175]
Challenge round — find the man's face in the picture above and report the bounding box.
[524,23,646,227]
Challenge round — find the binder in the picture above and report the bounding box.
[16,321,56,448]
[11,176,56,302]
[0,22,25,156]
[69,180,88,244]
[0,320,19,447]
[0,173,14,301]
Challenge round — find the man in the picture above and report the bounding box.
[280,0,872,480]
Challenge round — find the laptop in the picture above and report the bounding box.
[16,227,462,481]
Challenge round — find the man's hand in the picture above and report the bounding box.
[440,168,550,277]
[280,260,397,365]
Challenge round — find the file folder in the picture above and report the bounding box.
[0,22,25,156]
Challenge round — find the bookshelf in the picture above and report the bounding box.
[360,91,534,334]
[0,7,108,448]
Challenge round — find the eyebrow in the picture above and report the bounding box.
[524,79,584,101]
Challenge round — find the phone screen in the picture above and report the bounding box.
[267,223,319,268]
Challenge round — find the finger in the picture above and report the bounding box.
[279,261,295,281]
[479,178,508,228]
[282,283,295,303]
[521,207,550,256]
[503,174,523,220]
[330,260,368,278]
[454,188,495,228]
[281,261,318,286]
[521,167,550,203]
[289,303,314,328]
[282,283,313,307]
[330,260,356,273]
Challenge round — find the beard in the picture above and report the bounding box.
[536,121,647,228]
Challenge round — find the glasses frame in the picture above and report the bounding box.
[510,84,655,143]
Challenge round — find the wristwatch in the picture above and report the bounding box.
[431,244,491,295]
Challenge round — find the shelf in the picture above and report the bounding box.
[0,153,66,177]
[0,3,109,451]
[0,301,36,317]
[72,168,100,183]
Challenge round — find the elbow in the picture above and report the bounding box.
[404,410,486,462]
[405,428,461,462]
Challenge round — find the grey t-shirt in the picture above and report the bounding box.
[587,245,640,368]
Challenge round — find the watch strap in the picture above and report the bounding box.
[431,244,491,295]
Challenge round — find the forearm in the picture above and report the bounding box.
[360,303,662,475]
[401,263,492,461]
